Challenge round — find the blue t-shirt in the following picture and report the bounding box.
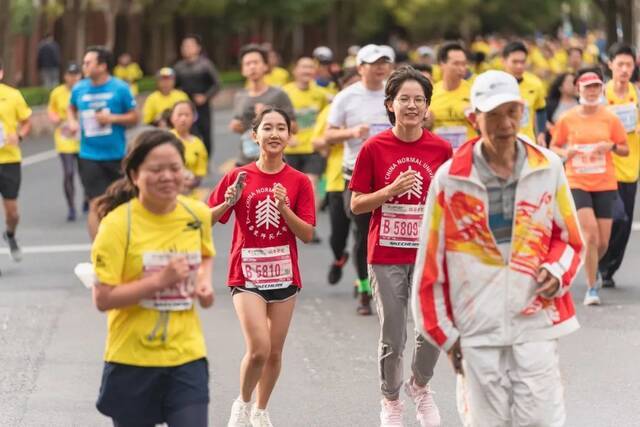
[70,77,136,161]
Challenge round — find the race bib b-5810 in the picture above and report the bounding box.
[241,245,293,290]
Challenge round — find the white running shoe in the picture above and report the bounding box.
[227,397,252,427]
[583,288,601,306]
[380,398,405,426]
[250,406,274,427]
[404,380,441,427]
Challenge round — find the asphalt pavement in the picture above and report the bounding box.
[1,110,639,427]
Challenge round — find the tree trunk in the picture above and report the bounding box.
[0,0,15,85]
[76,0,89,62]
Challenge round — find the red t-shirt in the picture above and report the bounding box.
[208,163,316,288]
[349,129,452,265]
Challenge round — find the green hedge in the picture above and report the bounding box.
[20,70,245,107]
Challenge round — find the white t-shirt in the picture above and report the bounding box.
[327,82,390,178]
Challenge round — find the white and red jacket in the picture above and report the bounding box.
[411,138,584,351]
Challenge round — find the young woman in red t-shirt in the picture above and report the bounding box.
[209,108,315,427]
[350,65,452,427]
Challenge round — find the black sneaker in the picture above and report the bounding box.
[3,232,22,262]
[328,252,349,285]
[602,277,616,288]
[356,292,373,316]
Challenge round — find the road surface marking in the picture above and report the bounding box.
[0,243,91,255]
[22,149,57,167]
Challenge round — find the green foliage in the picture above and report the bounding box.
[20,86,51,107]
[10,0,37,35]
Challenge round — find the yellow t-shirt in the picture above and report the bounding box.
[283,82,329,155]
[92,196,215,367]
[143,89,189,124]
[171,130,208,177]
[605,81,640,183]
[47,84,80,154]
[311,105,344,192]
[431,64,442,83]
[264,67,291,87]
[430,80,477,150]
[0,83,32,164]
[114,63,143,95]
[518,72,546,142]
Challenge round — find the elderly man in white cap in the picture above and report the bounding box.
[325,44,394,316]
[411,70,585,426]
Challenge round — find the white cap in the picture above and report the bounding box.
[416,46,435,57]
[356,44,395,66]
[313,46,333,62]
[470,70,523,112]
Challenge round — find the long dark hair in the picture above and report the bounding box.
[547,72,573,102]
[94,129,185,220]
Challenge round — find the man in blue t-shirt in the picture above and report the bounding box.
[68,46,138,203]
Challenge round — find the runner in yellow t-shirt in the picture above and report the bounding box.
[142,67,189,127]
[169,101,208,199]
[502,41,547,145]
[283,57,329,198]
[48,63,83,221]
[599,43,640,288]
[0,60,32,263]
[91,129,214,426]
[430,42,477,150]
[311,69,360,284]
[113,53,143,96]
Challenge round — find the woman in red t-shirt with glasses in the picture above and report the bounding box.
[350,65,452,427]
[209,107,315,427]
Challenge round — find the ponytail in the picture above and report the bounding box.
[93,178,137,221]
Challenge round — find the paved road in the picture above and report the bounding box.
[1,110,639,427]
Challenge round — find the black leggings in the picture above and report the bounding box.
[328,191,351,261]
[59,153,77,211]
[343,183,370,281]
[113,403,208,427]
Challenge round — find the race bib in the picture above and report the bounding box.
[379,203,424,248]
[520,105,530,128]
[241,130,260,159]
[80,109,112,138]
[0,123,5,148]
[609,103,638,133]
[435,126,467,149]
[571,144,606,175]
[139,252,201,311]
[242,245,293,290]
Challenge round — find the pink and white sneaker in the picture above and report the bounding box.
[404,380,441,427]
[380,398,405,427]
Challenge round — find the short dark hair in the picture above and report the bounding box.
[608,42,636,62]
[239,44,269,65]
[183,34,203,47]
[411,63,433,74]
[502,41,528,59]
[384,65,433,125]
[437,42,466,64]
[251,107,292,134]
[85,45,113,71]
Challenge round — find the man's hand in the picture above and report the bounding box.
[193,94,207,106]
[350,124,370,139]
[447,338,464,375]
[535,267,560,299]
[95,110,112,126]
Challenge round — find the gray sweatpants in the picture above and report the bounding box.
[370,264,440,400]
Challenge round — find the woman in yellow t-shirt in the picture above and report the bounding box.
[91,129,215,426]
[170,101,208,198]
[47,64,82,221]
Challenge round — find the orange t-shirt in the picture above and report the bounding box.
[552,106,627,192]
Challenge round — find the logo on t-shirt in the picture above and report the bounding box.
[385,158,434,203]
[245,187,290,240]
[400,165,424,200]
